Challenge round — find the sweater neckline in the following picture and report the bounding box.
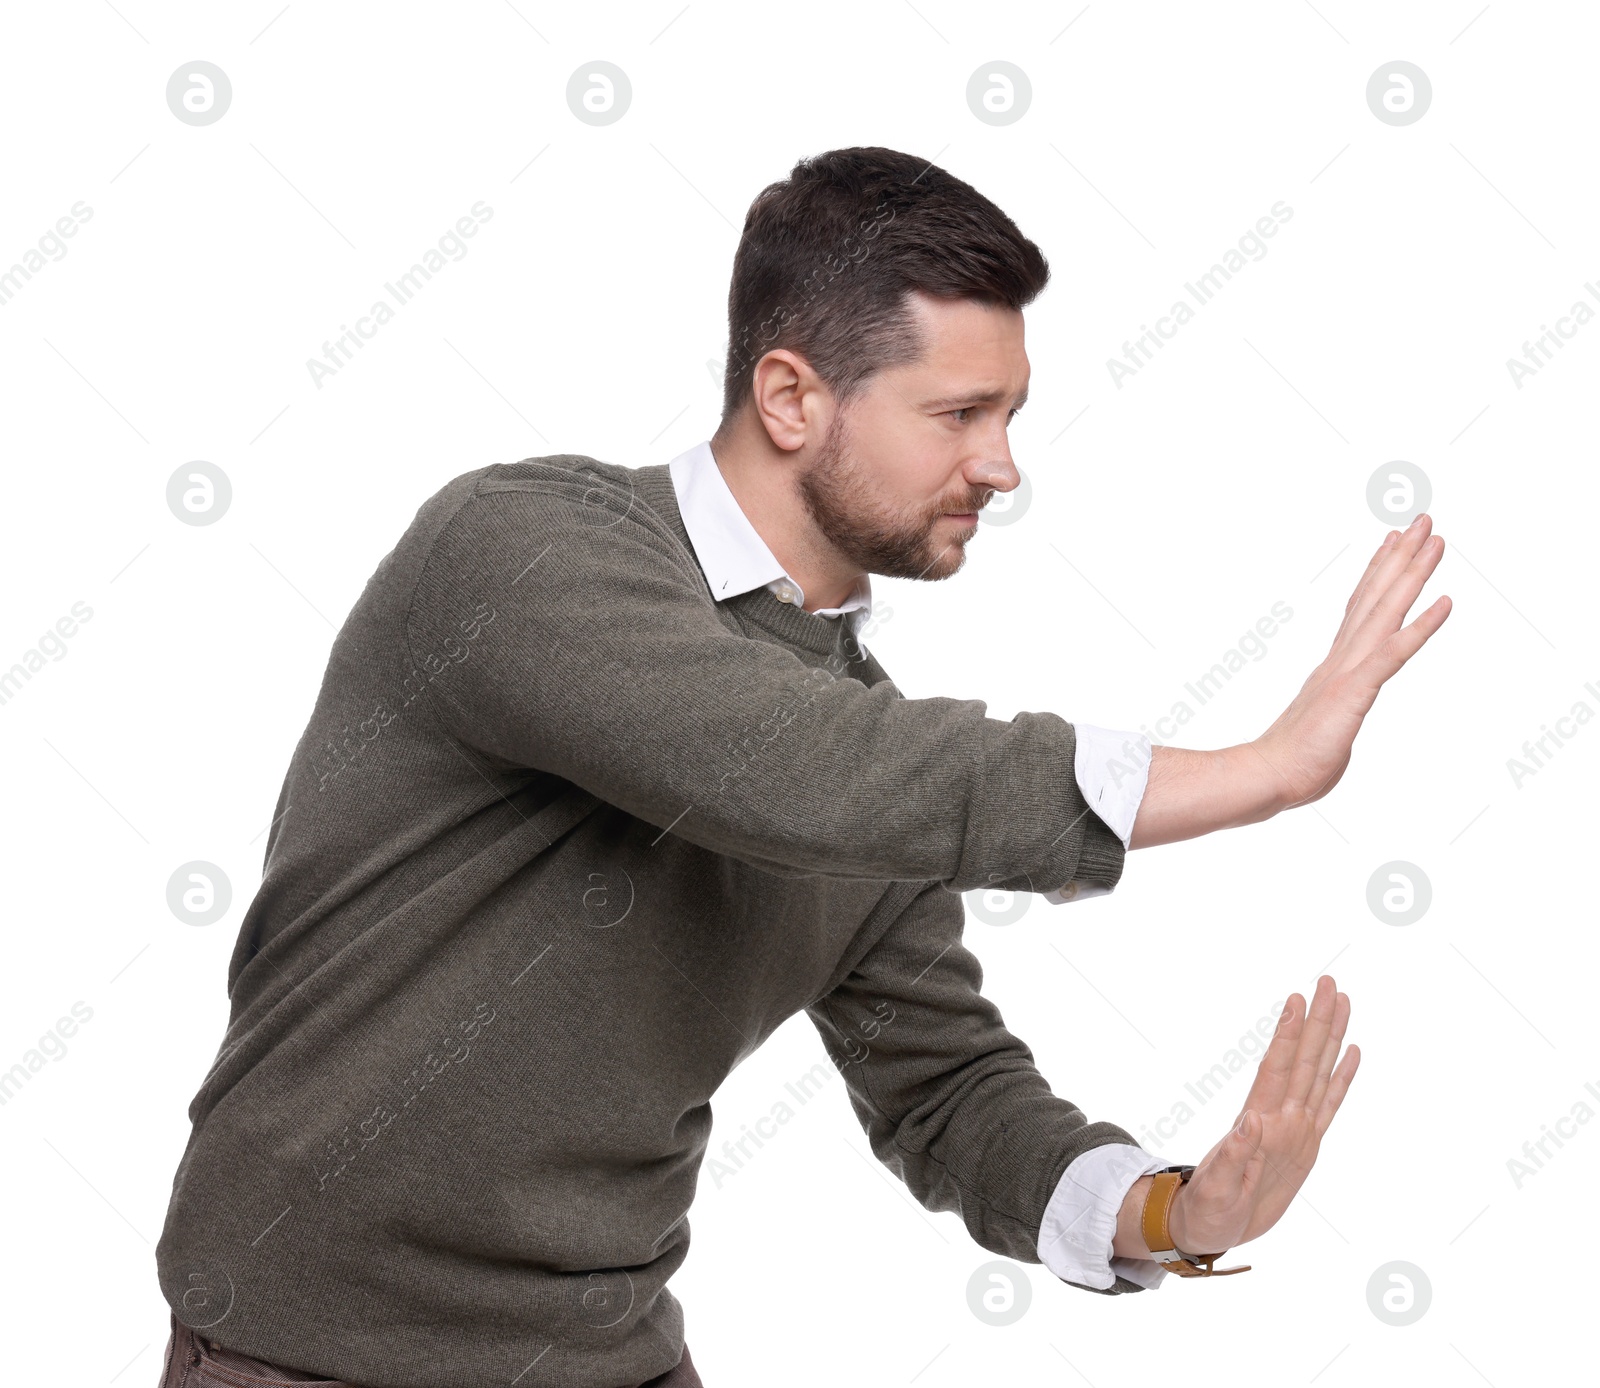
[634,464,850,660]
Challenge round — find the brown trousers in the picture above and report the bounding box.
[156,1309,703,1388]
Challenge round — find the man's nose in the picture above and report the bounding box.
[968,449,1020,500]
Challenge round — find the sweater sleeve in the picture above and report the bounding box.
[805,879,1152,1294]
[404,483,1125,894]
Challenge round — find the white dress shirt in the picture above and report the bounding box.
[666,439,1172,1292]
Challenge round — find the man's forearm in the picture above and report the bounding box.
[1127,743,1289,850]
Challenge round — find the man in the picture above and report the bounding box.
[154,147,1448,1388]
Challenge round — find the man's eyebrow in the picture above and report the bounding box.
[919,386,1029,411]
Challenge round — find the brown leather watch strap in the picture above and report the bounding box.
[1141,1167,1252,1278]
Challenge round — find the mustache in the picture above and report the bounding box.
[937,490,994,516]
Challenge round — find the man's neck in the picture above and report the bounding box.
[708,423,861,613]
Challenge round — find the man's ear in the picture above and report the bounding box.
[752,348,828,454]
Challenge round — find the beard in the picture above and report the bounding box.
[795,411,992,583]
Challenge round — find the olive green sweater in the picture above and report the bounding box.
[154,455,1140,1388]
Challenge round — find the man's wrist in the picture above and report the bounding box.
[1167,1180,1194,1256]
[1128,744,1289,849]
[1114,1171,1195,1261]
[1225,740,1295,827]
[1112,1175,1159,1260]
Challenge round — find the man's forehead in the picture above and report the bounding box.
[906,294,1024,359]
[906,288,1024,334]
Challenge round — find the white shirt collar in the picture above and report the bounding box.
[667,439,873,633]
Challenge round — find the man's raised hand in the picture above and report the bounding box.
[1125,518,1449,850]
[1251,514,1451,808]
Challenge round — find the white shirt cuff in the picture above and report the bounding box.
[1037,1143,1173,1291]
[1072,722,1151,847]
[1039,879,1113,905]
[1041,724,1152,905]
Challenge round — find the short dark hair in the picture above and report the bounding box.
[718,146,1050,426]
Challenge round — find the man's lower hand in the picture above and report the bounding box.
[1167,974,1359,1259]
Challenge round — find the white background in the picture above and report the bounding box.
[1,1,1594,1383]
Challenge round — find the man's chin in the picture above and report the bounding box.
[913,544,968,583]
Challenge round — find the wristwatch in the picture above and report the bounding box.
[1141,1165,1252,1278]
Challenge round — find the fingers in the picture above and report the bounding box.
[1315,1043,1361,1137]
[1345,527,1446,659]
[1286,975,1337,1109]
[1304,989,1351,1114]
[1354,594,1452,686]
[1331,515,1434,655]
[1247,993,1304,1113]
[1340,526,1403,626]
[1341,530,1398,622]
[1342,597,1452,701]
[1246,976,1360,1121]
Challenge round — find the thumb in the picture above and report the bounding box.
[1197,1109,1257,1198]
[1233,1109,1259,1151]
